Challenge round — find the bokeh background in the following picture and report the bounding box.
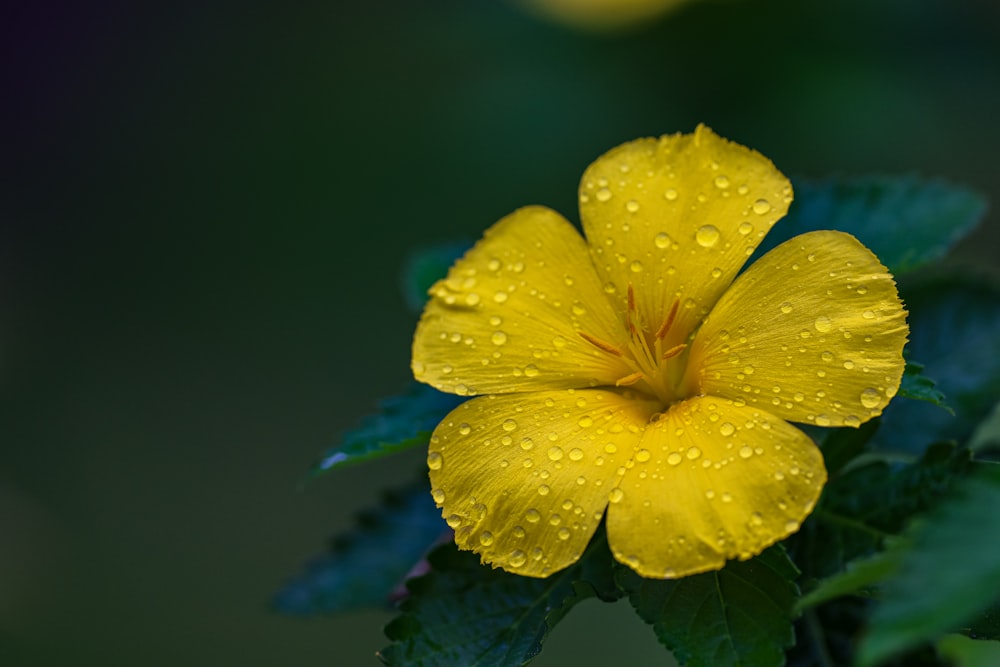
[3,1,998,665]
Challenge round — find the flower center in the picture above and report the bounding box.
[578,284,689,406]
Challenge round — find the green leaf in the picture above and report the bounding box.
[400,242,470,313]
[311,383,464,475]
[762,175,986,274]
[271,479,446,614]
[618,546,800,667]
[899,361,950,411]
[937,635,1000,667]
[378,529,620,666]
[858,466,1000,666]
[795,547,901,613]
[875,271,1000,454]
[792,442,972,579]
[817,419,881,476]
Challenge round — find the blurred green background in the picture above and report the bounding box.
[2,0,998,665]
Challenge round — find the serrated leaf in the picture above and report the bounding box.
[875,272,1000,454]
[400,242,471,313]
[271,479,446,614]
[858,466,1000,666]
[311,383,464,475]
[378,529,620,667]
[792,443,972,579]
[899,361,950,411]
[761,176,986,274]
[618,546,800,667]
[937,635,1000,667]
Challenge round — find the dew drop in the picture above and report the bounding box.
[538,484,551,496]
[686,447,702,460]
[664,188,678,200]
[815,414,832,427]
[738,221,754,235]
[465,293,480,306]
[524,364,539,378]
[557,528,571,541]
[720,422,735,437]
[739,445,753,459]
[630,260,643,273]
[578,416,594,428]
[844,415,861,427]
[721,492,733,503]
[446,514,462,529]
[608,488,624,503]
[625,199,640,213]
[493,291,509,304]
[547,446,564,461]
[426,451,443,470]
[821,351,834,362]
[860,388,881,409]
[520,437,534,451]
[491,331,507,346]
[654,232,672,249]
[667,452,682,466]
[695,224,720,248]
[596,187,612,202]
[502,419,517,432]
[431,488,445,503]
[814,316,833,333]
[843,360,855,370]
[525,509,541,523]
[479,531,494,546]
[714,175,731,189]
[458,423,471,435]
[635,449,651,463]
[568,448,584,461]
[752,199,772,215]
[780,302,793,314]
[508,550,527,567]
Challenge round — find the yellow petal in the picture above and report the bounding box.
[428,389,659,577]
[578,125,792,350]
[687,230,908,427]
[606,396,826,578]
[412,206,631,396]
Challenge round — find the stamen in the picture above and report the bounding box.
[626,283,638,335]
[615,371,645,387]
[655,299,681,340]
[661,343,688,360]
[578,331,624,356]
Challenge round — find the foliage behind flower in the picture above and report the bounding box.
[515,0,693,30]
[411,126,908,579]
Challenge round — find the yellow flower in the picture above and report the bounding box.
[515,0,692,31]
[412,126,908,579]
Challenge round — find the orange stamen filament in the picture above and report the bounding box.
[615,371,645,387]
[577,331,624,356]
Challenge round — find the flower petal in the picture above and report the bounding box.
[687,230,908,427]
[428,389,658,577]
[606,396,826,578]
[413,206,631,396]
[578,125,792,348]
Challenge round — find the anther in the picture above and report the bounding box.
[615,371,645,387]
[655,299,681,340]
[578,331,624,356]
[661,343,688,360]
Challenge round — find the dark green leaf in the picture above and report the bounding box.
[762,176,986,274]
[792,443,972,578]
[899,362,950,411]
[818,419,881,476]
[311,383,464,475]
[401,242,471,313]
[795,547,901,613]
[875,272,1000,454]
[936,635,1000,667]
[618,546,800,667]
[378,529,620,666]
[858,466,1000,666]
[271,480,446,615]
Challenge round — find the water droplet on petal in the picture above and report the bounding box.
[525,509,541,523]
[547,446,564,461]
[738,221,753,235]
[491,331,507,345]
[720,422,735,437]
[686,447,702,460]
[780,302,793,314]
[695,224,720,248]
[664,188,678,200]
[502,419,517,432]
[667,452,682,466]
[427,452,443,470]
[814,316,832,332]
[815,414,832,427]
[458,423,471,435]
[509,550,527,567]
[568,448,584,461]
[446,514,462,529]
[654,232,672,249]
[739,445,753,459]
[608,488,624,503]
[557,527,571,541]
[625,199,640,213]
[714,175,731,189]
[479,531,494,546]
[861,388,881,409]
[520,437,534,451]
[635,449,651,462]
[630,260,643,273]
[596,187,612,202]
[431,488,445,503]
[538,484,551,496]
[752,199,772,215]
[578,416,593,428]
